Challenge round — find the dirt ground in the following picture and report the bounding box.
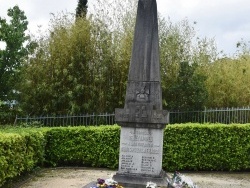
[13,168,250,188]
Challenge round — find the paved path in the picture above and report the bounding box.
[15,168,250,188]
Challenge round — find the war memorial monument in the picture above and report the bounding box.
[113,0,169,186]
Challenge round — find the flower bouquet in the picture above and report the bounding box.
[167,171,198,188]
[90,178,124,188]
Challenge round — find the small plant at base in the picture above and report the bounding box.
[90,178,123,188]
[146,181,157,188]
[167,171,198,188]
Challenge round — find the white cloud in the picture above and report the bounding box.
[0,41,6,50]
[157,0,250,55]
[1,0,250,55]
[0,0,78,35]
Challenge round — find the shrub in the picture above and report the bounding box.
[44,124,250,171]
[1,123,250,186]
[45,125,120,168]
[163,123,250,171]
[0,129,46,187]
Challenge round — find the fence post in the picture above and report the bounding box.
[203,107,206,123]
[14,115,17,125]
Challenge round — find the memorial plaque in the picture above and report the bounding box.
[119,127,163,175]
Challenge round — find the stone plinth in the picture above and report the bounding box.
[113,126,169,186]
[118,127,164,175]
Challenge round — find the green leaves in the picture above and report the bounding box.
[1,123,250,186]
[0,130,46,186]
[19,10,130,115]
[44,126,120,168]
[43,124,250,171]
[159,19,217,109]
[165,61,208,111]
[0,6,36,124]
[163,123,250,171]
[204,56,250,108]
[0,6,33,101]
[76,0,88,18]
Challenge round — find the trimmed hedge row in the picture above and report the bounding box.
[0,130,46,187]
[45,126,120,168]
[163,124,250,171]
[0,124,250,186]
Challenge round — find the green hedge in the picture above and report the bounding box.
[0,129,46,187]
[1,124,250,186]
[44,124,250,171]
[45,126,120,168]
[163,124,250,171]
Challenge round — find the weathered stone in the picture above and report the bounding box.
[128,0,161,83]
[118,127,164,175]
[114,0,169,186]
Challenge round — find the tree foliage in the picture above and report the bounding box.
[204,55,250,108]
[159,18,217,109]
[18,1,138,115]
[19,13,128,115]
[166,61,208,111]
[0,6,36,124]
[0,6,35,102]
[76,0,88,18]
[2,0,250,120]
[18,0,221,115]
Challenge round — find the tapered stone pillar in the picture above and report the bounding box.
[113,0,169,187]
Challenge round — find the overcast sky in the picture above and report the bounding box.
[1,0,250,56]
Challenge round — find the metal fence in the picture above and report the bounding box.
[170,107,250,124]
[15,113,115,127]
[15,107,250,126]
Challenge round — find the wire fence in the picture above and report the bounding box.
[14,107,250,126]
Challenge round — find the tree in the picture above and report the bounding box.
[204,56,250,108]
[165,61,208,111]
[19,1,137,116]
[0,5,35,102]
[159,18,218,109]
[0,6,36,124]
[19,13,117,115]
[76,0,88,18]
[19,0,219,116]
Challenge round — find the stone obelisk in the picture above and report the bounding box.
[113,0,169,186]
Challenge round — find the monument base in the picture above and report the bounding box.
[113,170,170,187]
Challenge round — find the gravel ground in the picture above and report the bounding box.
[13,168,250,188]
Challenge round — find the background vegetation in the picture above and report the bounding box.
[1,124,250,186]
[0,129,46,187]
[1,2,249,186]
[1,0,250,124]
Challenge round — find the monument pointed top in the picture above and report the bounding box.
[128,0,160,82]
[115,0,168,126]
